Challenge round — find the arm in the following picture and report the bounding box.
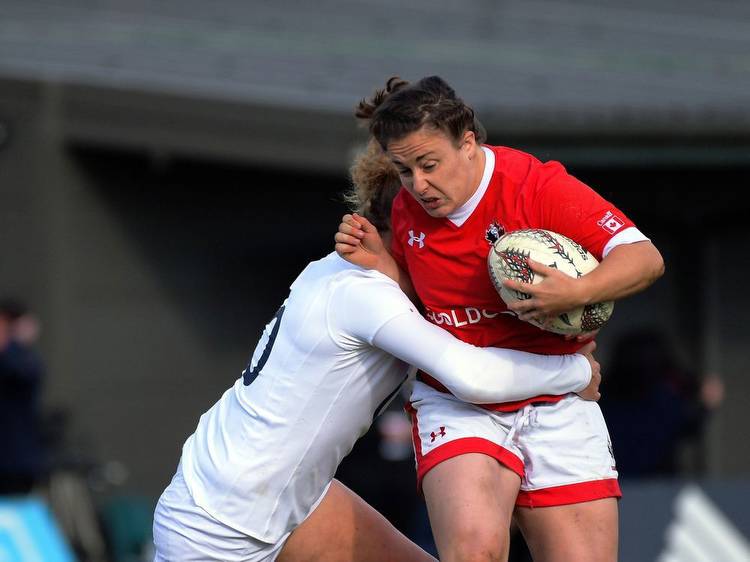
[502,159,665,319]
[504,240,665,320]
[372,311,594,404]
[335,213,417,301]
[575,240,664,304]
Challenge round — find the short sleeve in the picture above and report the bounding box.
[329,272,416,346]
[531,161,636,260]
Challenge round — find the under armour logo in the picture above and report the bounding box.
[408,230,426,249]
[430,426,446,442]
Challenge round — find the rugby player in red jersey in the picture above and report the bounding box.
[336,76,664,562]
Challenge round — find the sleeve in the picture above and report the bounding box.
[329,273,418,346]
[530,160,639,260]
[602,227,651,258]
[371,312,592,404]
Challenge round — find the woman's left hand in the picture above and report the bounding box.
[502,259,587,325]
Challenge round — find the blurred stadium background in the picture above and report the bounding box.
[1,1,749,560]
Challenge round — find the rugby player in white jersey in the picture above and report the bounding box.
[152,142,603,562]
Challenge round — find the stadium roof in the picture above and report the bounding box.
[1,0,749,169]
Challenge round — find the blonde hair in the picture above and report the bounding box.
[344,140,402,233]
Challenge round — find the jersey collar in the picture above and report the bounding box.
[447,146,495,227]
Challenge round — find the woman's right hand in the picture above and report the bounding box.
[576,341,601,401]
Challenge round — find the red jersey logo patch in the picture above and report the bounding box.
[484,220,506,245]
[597,211,624,234]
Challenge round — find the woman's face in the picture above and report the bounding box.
[386,127,482,218]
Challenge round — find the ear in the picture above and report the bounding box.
[461,130,477,157]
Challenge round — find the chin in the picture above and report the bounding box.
[421,202,452,218]
[423,207,446,218]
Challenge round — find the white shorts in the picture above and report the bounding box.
[406,381,621,507]
[152,465,289,562]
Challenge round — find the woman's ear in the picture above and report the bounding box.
[462,130,477,158]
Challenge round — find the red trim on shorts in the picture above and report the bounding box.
[516,478,622,508]
[404,402,423,460]
[417,371,565,412]
[415,436,525,492]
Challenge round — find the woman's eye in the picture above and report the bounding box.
[423,163,436,171]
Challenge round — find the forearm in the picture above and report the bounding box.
[435,342,590,403]
[577,241,664,305]
[373,313,591,404]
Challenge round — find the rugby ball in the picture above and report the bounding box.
[487,229,614,335]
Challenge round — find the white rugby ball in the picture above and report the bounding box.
[487,229,614,335]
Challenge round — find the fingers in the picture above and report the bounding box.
[342,214,361,228]
[519,311,545,324]
[334,218,365,257]
[502,278,535,295]
[578,340,597,355]
[338,220,365,239]
[505,292,535,312]
[591,362,601,382]
[334,231,362,247]
[527,258,558,275]
[334,242,356,256]
[351,213,377,233]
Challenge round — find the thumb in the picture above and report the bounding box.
[352,213,378,234]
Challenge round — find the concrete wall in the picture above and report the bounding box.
[1,80,352,495]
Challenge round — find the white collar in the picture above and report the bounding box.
[447,146,495,227]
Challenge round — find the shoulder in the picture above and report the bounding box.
[329,269,416,343]
[486,145,546,193]
[333,267,403,298]
[487,145,570,195]
[489,145,542,176]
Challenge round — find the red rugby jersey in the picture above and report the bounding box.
[391,145,637,411]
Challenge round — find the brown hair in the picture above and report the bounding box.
[343,140,402,233]
[356,75,487,150]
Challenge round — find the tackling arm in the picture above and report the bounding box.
[335,213,417,301]
[372,312,593,404]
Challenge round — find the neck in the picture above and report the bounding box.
[463,145,486,202]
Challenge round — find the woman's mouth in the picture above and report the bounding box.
[421,197,441,210]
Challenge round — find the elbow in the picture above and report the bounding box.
[655,257,665,281]
[642,243,665,286]
[651,248,666,283]
[448,384,476,404]
[447,381,487,404]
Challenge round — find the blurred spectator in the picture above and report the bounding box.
[0,298,46,494]
[600,328,724,478]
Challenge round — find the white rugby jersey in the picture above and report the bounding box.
[179,253,591,543]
